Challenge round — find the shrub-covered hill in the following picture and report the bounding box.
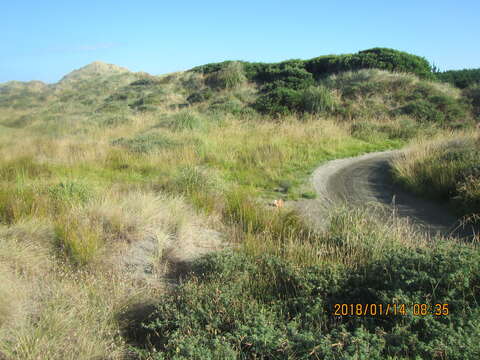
[0,48,477,132]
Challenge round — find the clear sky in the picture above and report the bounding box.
[1,0,479,83]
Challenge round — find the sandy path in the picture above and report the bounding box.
[297,150,477,239]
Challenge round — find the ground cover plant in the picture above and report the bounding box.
[0,48,479,359]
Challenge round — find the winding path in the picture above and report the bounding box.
[298,150,477,239]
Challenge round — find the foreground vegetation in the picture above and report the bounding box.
[0,48,479,359]
[134,210,480,359]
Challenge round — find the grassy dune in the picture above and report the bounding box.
[0,55,479,359]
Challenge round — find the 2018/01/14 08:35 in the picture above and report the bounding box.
[333,303,449,316]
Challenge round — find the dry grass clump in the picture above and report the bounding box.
[0,189,205,359]
[392,131,478,191]
[392,131,480,217]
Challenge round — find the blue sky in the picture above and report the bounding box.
[1,0,479,83]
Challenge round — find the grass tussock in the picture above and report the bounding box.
[392,132,480,216]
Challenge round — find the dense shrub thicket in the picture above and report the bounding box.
[192,48,433,81]
[436,68,480,89]
[133,244,480,359]
[303,48,433,80]
[190,49,480,121]
[191,48,434,115]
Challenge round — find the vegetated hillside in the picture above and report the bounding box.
[436,68,480,89]
[0,48,476,134]
[0,48,479,359]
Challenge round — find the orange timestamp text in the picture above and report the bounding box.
[333,303,449,316]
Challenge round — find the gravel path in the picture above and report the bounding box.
[297,150,477,239]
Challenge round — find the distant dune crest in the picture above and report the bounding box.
[58,61,131,84]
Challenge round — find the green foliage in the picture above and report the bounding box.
[436,68,480,89]
[254,63,314,90]
[247,49,436,115]
[254,87,302,115]
[112,133,179,153]
[133,242,480,359]
[305,48,433,79]
[399,100,446,123]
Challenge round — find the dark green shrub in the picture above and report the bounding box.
[133,243,480,359]
[399,100,446,123]
[305,48,433,79]
[256,65,314,90]
[398,94,470,124]
[254,87,302,115]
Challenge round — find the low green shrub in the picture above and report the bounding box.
[399,100,446,123]
[254,87,302,115]
[132,242,480,359]
[255,65,315,90]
